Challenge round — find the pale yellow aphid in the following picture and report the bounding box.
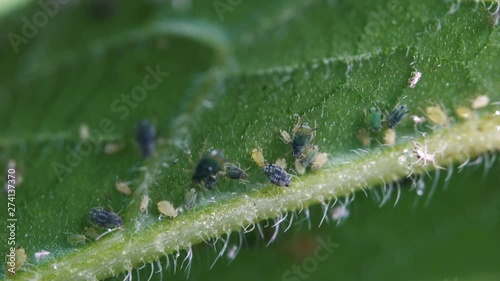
[425,105,448,126]
[104,142,123,154]
[79,123,90,141]
[471,95,490,109]
[84,227,100,240]
[140,195,150,212]
[384,128,396,146]
[456,107,474,119]
[356,129,371,147]
[7,248,27,276]
[274,158,287,169]
[251,148,266,167]
[115,181,132,196]
[66,233,86,245]
[311,152,328,172]
[157,200,177,218]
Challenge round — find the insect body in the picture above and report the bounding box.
[387,105,409,128]
[471,95,490,109]
[66,233,87,245]
[408,70,422,88]
[225,163,248,180]
[140,195,150,212]
[251,148,266,167]
[204,173,219,189]
[295,146,318,175]
[157,200,177,218]
[281,116,316,158]
[89,207,122,228]
[426,105,448,126]
[136,120,156,158]
[299,146,319,168]
[7,248,27,276]
[367,107,382,131]
[184,188,198,209]
[263,164,291,187]
[115,181,132,196]
[192,149,225,187]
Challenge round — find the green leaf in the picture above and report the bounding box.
[1,0,500,280]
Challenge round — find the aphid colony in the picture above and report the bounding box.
[280,116,329,175]
[358,102,409,146]
[69,94,493,246]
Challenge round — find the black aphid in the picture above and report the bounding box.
[225,164,248,180]
[192,149,225,185]
[136,120,156,158]
[204,173,219,190]
[387,105,409,128]
[263,164,291,187]
[89,207,122,228]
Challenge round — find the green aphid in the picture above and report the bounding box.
[367,107,382,131]
[299,146,319,168]
[66,233,87,245]
[192,149,225,187]
[281,116,317,158]
[184,188,198,209]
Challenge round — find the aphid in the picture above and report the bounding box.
[263,164,291,187]
[226,245,238,262]
[408,70,422,88]
[274,158,287,169]
[84,227,100,240]
[140,195,150,212]
[79,123,90,141]
[104,142,122,154]
[311,152,329,172]
[192,149,225,185]
[384,128,396,146]
[183,188,197,209]
[356,129,371,147]
[471,95,490,109]
[204,173,219,190]
[251,148,266,167]
[410,138,444,169]
[411,115,426,126]
[456,107,473,119]
[66,233,87,245]
[115,181,132,196]
[281,116,317,158]
[34,250,50,262]
[387,105,409,128]
[331,195,353,226]
[366,107,382,131]
[136,120,156,158]
[294,159,306,175]
[157,200,177,218]
[7,248,27,276]
[224,163,249,180]
[88,207,122,229]
[426,105,448,126]
[299,146,319,168]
